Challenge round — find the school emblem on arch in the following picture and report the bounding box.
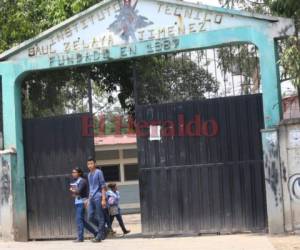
[108,0,153,43]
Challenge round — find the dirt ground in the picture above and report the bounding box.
[94,214,300,250]
[269,235,300,250]
[0,235,277,250]
[0,214,299,250]
[111,213,142,235]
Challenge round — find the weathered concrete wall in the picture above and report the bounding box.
[0,150,15,241]
[262,128,285,234]
[279,119,300,233]
[263,119,300,234]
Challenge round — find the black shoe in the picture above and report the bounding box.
[123,230,131,235]
[91,238,102,243]
[73,239,84,243]
[108,228,116,234]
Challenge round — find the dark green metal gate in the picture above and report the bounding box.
[23,113,94,240]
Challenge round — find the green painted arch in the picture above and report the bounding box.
[2,26,275,71]
[1,25,281,149]
[0,22,283,241]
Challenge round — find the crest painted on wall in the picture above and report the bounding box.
[108,0,153,43]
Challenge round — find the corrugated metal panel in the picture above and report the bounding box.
[23,113,95,240]
[137,94,267,235]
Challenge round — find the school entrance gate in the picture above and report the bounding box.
[0,0,295,241]
[137,94,267,234]
[23,114,95,240]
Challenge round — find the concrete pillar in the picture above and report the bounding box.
[0,150,16,241]
[258,38,282,127]
[259,37,285,234]
[279,119,300,233]
[1,68,28,241]
[261,128,285,234]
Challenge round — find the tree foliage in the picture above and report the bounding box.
[136,55,219,105]
[0,0,104,118]
[1,0,219,119]
[219,0,300,91]
[0,0,101,53]
[217,45,260,95]
[268,0,300,90]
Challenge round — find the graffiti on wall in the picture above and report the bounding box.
[264,131,281,207]
[289,174,300,201]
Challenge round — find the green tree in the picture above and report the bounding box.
[219,0,300,100]
[268,0,300,100]
[0,0,101,53]
[1,0,219,119]
[0,0,105,118]
[217,44,260,95]
[136,55,219,105]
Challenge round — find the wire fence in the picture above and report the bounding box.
[135,41,300,120]
[135,43,262,106]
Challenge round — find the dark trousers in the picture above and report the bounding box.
[110,210,127,233]
[88,199,105,240]
[104,208,112,230]
[75,203,97,241]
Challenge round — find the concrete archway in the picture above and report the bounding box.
[0,0,294,240]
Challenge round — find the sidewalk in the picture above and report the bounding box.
[0,214,299,250]
[0,235,277,250]
[270,236,300,250]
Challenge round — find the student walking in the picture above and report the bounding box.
[87,157,107,243]
[69,168,97,243]
[103,185,115,235]
[107,183,130,235]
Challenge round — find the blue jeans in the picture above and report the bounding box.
[88,199,105,240]
[75,203,97,241]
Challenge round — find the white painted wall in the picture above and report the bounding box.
[279,120,300,233]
